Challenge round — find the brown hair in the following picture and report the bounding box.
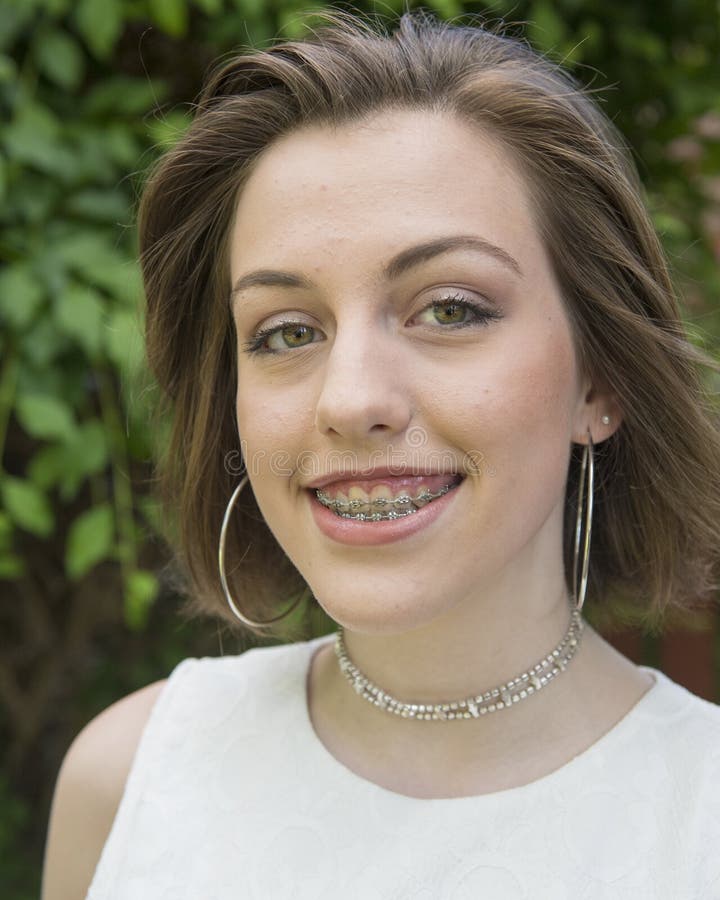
[139,8,720,639]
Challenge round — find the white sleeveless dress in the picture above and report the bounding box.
[86,633,720,899]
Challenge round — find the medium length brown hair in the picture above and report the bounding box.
[139,9,720,638]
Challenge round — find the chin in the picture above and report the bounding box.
[312,587,449,637]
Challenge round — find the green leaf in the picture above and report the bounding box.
[73,0,123,59]
[124,568,159,630]
[53,282,104,357]
[53,232,140,303]
[57,471,83,503]
[0,510,12,545]
[65,503,114,578]
[83,77,168,115]
[138,495,161,532]
[34,28,85,90]
[15,392,76,442]
[27,444,66,490]
[101,124,142,168]
[1,476,54,537]
[148,0,188,37]
[0,552,24,578]
[65,189,129,222]
[0,264,45,330]
[0,52,17,83]
[428,0,463,19]
[652,210,691,241]
[146,110,191,149]
[65,418,108,476]
[275,11,312,40]
[0,1,35,52]
[28,419,108,490]
[617,29,667,65]
[2,103,76,179]
[20,317,68,367]
[4,173,60,224]
[60,129,115,183]
[232,0,267,19]
[104,307,145,376]
[41,0,73,15]
[195,0,223,13]
[528,1,567,54]
[4,100,59,147]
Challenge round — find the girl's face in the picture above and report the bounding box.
[229,109,603,634]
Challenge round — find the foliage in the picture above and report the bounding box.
[0,0,718,897]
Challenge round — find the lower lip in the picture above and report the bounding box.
[306,479,464,546]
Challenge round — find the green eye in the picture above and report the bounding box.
[241,293,502,356]
[414,293,501,330]
[430,301,470,325]
[243,322,318,354]
[275,324,314,349]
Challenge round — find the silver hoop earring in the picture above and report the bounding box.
[572,428,594,613]
[218,473,303,628]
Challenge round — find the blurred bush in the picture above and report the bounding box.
[0,0,718,896]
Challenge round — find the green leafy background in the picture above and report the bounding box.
[1,0,719,895]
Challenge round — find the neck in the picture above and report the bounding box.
[335,602,582,720]
[306,571,652,800]
[337,576,576,704]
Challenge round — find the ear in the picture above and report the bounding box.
[571,375,623,445]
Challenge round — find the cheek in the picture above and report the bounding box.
[235,380,315,485]
[526,321,581,428]
[490,325,579,499]
[433,320,578,474]
[235,385,277,474]
[498,315,578,418]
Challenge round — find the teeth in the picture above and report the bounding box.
[333,489,349,507]
[315,478,460,518]
[412,488,434,508]
[347,486,371,513]
[369,484,394,503]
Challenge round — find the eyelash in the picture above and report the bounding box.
[240,293,503,356]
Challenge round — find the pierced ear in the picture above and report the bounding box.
[574,380,624,444]
[597,387,624,435]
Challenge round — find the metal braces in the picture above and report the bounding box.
[316,481,454,515]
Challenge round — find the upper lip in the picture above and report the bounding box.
[305,468,463,490]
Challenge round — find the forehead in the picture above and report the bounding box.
[229,108,545,281]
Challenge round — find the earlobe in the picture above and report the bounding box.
[574,381,624,444]
[597,390,625,439]
[585,408,623,444]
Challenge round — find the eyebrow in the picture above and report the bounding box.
[229,234,523,303]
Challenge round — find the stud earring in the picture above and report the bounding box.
[601,415,610,425]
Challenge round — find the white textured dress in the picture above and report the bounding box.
[86,633,720,899]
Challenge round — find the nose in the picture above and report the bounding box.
[313,315,413,443]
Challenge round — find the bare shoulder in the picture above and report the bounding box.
[41,678,168,900]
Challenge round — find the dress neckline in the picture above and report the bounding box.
[296,631,664,805]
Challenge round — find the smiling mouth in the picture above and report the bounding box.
[315,476,464,520]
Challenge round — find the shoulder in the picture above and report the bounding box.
[171,639,324,704]
[41,639,328,899]
[638,668,720,799]
[41,678,168,900]
[639,666,720,738]
[658,682,720,893]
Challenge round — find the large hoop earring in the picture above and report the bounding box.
[572,428,594,613]
[218,473,303,628]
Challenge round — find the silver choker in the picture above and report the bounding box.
[333,603,584,721]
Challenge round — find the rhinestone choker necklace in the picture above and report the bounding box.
[333,604,584,721]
